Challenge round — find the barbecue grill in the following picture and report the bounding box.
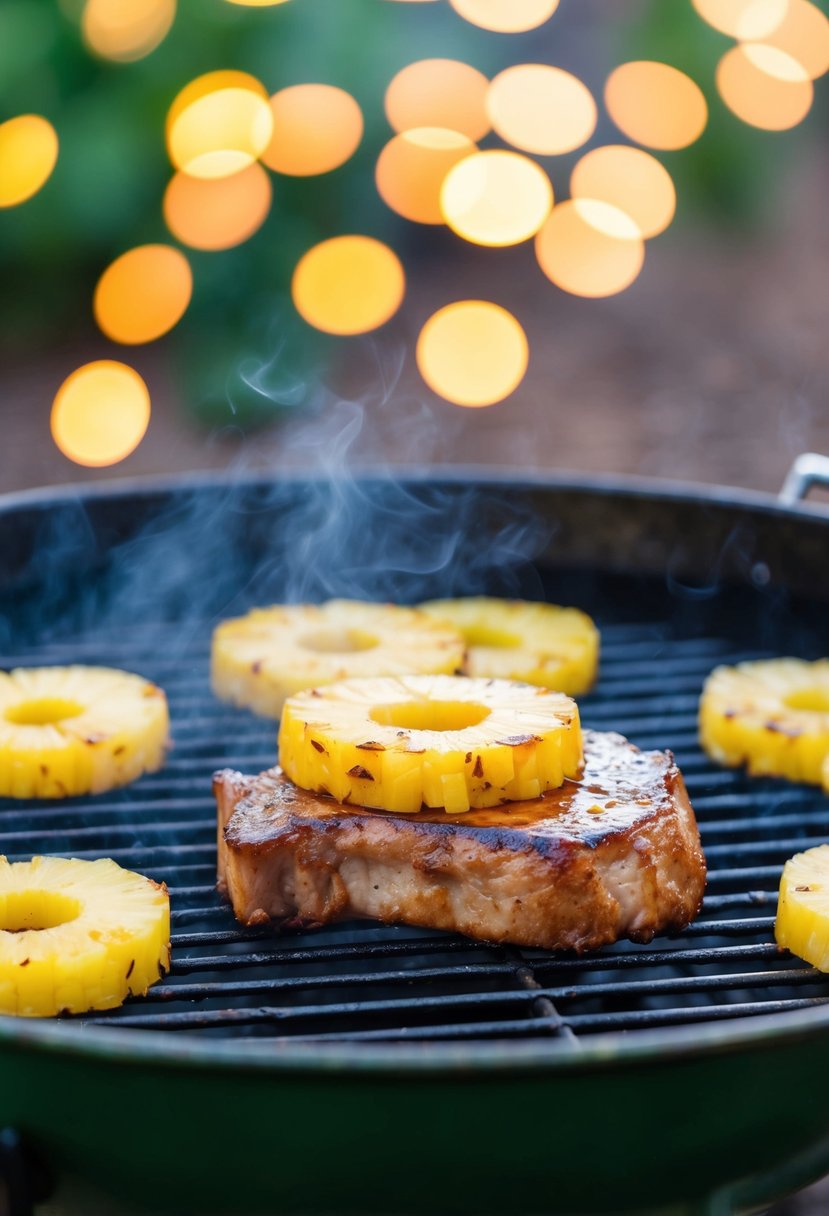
[1,458,829,1216]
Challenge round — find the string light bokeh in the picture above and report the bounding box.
[0,0,826,468]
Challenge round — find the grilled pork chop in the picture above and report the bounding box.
[213,730,706,952]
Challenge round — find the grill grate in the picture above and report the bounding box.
[3,618,829,1045]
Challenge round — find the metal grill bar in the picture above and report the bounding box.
[2,616,828,1045]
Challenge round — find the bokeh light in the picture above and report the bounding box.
[163,163,272,250]
[441,150,553,247]
[93,245,192,344]
[376,128,476,224]
[536,200,645,298]
[0,115,58,208]
[385,60,490,142]
[759,0,829,80]
[716,43,813,129]
[292,236,405,335]
[416,301,528,407]
[691,0,788,39]
[570,146,676,239]
[605,61,708,149]
[261,85,363,176]
[166,70,273,179]
[82,0,176,62]
[487,65,596,155]
[51,361,151,468]
[449,0,559,33]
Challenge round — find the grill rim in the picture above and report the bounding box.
[4,998,829,1073]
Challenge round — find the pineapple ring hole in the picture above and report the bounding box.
[4,698,84,726]
[299,629,379,655]
[370,700,491,732]
[461,625,522,649]
[0,890,81,932]
[784,689,829,714]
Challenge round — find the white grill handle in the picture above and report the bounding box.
[779,452,829,505]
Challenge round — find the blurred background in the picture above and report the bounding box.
[1,0,827,498]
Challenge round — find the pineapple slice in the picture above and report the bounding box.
[420,597,599,695]
[699,658,829,785]
[212,600,465,719]
[0,666,169,799]
[0,855,170,1017]
[278,673,582,814]
[776,845,829,971]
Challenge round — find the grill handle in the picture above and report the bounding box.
[780,452,829,505]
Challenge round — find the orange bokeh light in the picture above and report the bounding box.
[417,301,528,407]
[51,361,151,468]
[605,61,708,150]
[441,150,553,247]
[760,0,829,80]
[536,200,645,298]
[163,163,272,250]
[691,0,788,39]
[487,65,596,156]
[94,245,192,344]
[292,236,405,335]
[376,128,476,225]
[261,85,363,176]
[449,0,559,33]
[570,145,676,239]
[0,115,58,208]
[166,70,273,179]
[716,43,813,128]
[385,60,490,142]
[82,0,176,62]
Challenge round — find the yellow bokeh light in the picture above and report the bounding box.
[82,0,176,62]
[93,245,192,345]
[292,236,405,335]
[166,70,273,179]
[536,200,645,298]
[385,60,490,142]
[760,0,829,80]
[416,301,528,408]
[449,0,559,33]
[570,145,676,239]
[441,150,553,247]
[716,43,813,128]
[51,361,151,468]
[376,128,476,225]
[691,0,788,39]
[487,64,597,156]
[261,84,363,176]
[0,115,58,208]
[163,163,272,250]
[605,61,708,150]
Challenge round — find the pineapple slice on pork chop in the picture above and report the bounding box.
[214,730,705,953]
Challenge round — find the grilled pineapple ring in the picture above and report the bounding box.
[0,855,170,1017]
[0,666,169,799]
[776,845,829,971]
[420,597,599,694]
[279,674,583,814]
[699,658,829,785]
[212,600,465,719]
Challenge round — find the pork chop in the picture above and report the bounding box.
[213,730,706,952]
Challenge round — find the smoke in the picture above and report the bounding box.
[0,342,554,650]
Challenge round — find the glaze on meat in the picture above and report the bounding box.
[213,730,706,952]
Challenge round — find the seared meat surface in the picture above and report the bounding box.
[213,731,706,952]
